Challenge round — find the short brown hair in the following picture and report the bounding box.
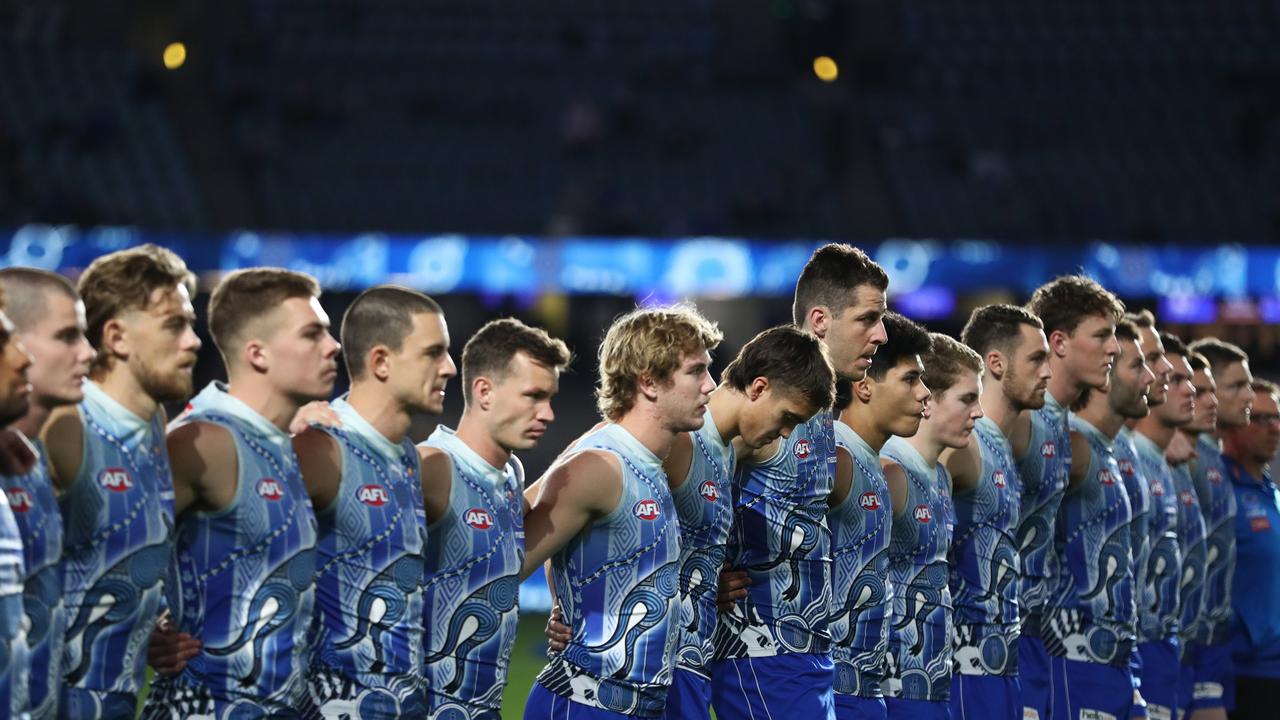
[723,325,836,412]
[1187,351,1211,374]
[923,332,983,397]
[1126,309,1157,330]
[792,244,889,326]
[462,318,572,404]
[866,311,931,382]
[1187,337,1249,376]
[0,268,78,332]
[1160,331,1188,360]
[1026,275,1124,336]
[208,268,320,363]
[78,244,196,373]
[960,304,1044,357]
[1251,378,1279,396]
[596,305,723,421]
[341,285,443,379]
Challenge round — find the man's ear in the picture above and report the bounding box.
[807,306,831,340]
[747,376,770,401]
[1049,329,1071,358]
[985,350,1006,381]
[853,377,873,404]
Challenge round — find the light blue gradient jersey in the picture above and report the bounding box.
[713,410,835,659]
[1014,390,1070,629]
[309,398,427,716]
[1132,431,1182,644]
[670,407,734,680]
[536,423,681,717]
[950,416,1021,677]
[1046,416,1136,667]
[0,436,63,719]
[881,436,954,703]
[0,471,27,719]
[1190,433,1235,647]
[421,425,525,719]
[61,380,173,709]
[1113,428,1150,642]
[829,420,892,698]
[1171,463,1208,661]
[148,382,317,717]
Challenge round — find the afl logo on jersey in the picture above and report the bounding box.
[1180,490,1196,506]
[99,468,133,492]
[634,499,661,521]
[699,481,719,502]
[1152,481,1166,496]
[793,439,812,459]
[5,488,31,513]
[860,491,882,511]
[1041,441,1056,458]
[256,478,284,501]
[1208,469,1223,485]
[992,470,1007,488]
[914,504,933,523]
[465,508,494,530]
[1100,470,1117,486]
[1118,459,1135,475]
[357,485,389,507]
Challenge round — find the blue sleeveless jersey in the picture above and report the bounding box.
[829,420,892,698]
[1132,432,1182,644]
[1014,391,1070,628]
[1171,463,1208,660]
[150,382,318,715]
[421,425,525,718]
[0,466,28,719]
[536,423,681,717]
[1113,428,1150,642]
[1,436,64,719]
[1190,433,1235,647]
[712,410,835,659]
[670,407,734,680]
[61,380,174,702]
[950,416,1021,677]
[309,398,426,715]
[1046,417,1136,667]
[881,436,953,702]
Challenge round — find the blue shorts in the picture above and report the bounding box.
[1050,656,1136,720]
[1017,635,1051,719]
[709,653,835,720]
[883,696,951,719]
[1190,642,1230,710]
[1136,640,1180,719]
[834,692,887,720]
[524,682,632,720]
[949,674,1020,720]
[665,668,712,720]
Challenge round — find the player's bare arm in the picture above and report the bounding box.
[941,441,981,493]
[828,446,855,508]
[662,430,694,491]
[418,445,454,525]
[1066,430,1091,491]
[293,427,343,512]
[520,449,623,579]
[882,459,910,515]
[167,420,239,515]
[41,404,83,492]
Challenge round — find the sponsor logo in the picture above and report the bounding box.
[992,470,1007,488]
[256,478,284,501]
[465,508,494,530]
[5,488,31,513]
[914,504,932,523]
[356,485,389,507]
[634,499,661,521]
[1041,441,1056,458]
[1099,470,1117,486]
[1207,469,1223,485]
[699,481,719,503]
[793,439,812,459]
[99,468,133,492]
[859,491,882,511]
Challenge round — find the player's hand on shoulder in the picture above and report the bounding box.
[290,400,340,434]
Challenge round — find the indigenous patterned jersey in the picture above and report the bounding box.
[1132,431,1182,643]
[421,425,525,718]
[1045,417,1136,667]
[1172,463,1208,660]
[0,467,27,719]
[0,435,62,719]
[61,380,174,703]
[536,423,681,718]
[950,416,1021,677]
[310,398,426,716]
[713,411,835,659]
[152,382,317,715]
[882,436,954,702]
[829,420,892,698]
[1014,391,1070,629]
[1190,433,1235,646]
[670,407,734,679]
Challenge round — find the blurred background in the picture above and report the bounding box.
[3,1,1280,715]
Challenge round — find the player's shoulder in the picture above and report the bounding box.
[167,419,235,461]
[417,443,454,478]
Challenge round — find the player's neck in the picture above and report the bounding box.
[980,384,1019,437]
[454,413,511,471]
[707,386,741,445]
[1046,366,1081,408]
[1134,415,1176,450]
[345,383,413,445]
[1076,401,1123,439]
[617,406,678,461]
[92,365,160,420]
[842,405,889,452]
[226,376,300,433]
[904,428,945,468]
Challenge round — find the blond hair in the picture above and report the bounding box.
[596,305,722,421]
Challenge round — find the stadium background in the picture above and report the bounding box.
[2,1,1280,716]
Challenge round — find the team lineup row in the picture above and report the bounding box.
[0,243,1273,719]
